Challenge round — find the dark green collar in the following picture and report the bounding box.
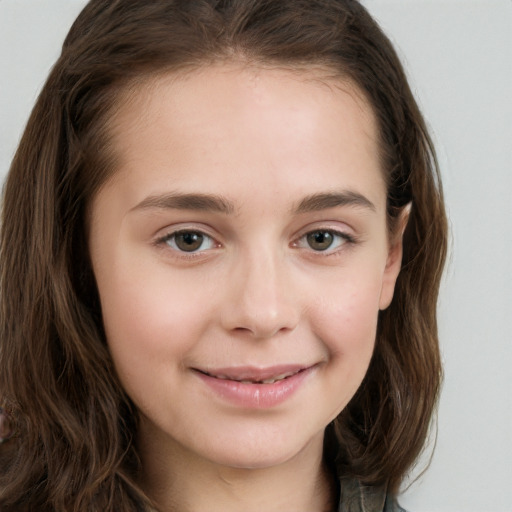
[337,479,406,512]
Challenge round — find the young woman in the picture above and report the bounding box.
[0,1,447,511]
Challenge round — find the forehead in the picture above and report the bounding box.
[113,63,378,148]
[102,64,385,213]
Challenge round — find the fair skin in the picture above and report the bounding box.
[89,64,404,512]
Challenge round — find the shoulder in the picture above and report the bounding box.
[338,478,408,512]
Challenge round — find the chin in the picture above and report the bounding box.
[198,426,325,472]
[210,449,293,470]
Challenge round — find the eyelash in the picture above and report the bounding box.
[154,229,219,259]
[154,228,357,259]
[292,229,357,255]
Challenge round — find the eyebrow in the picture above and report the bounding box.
[131,192,236,214]
[130,190,375,216]
[293,191,376,214]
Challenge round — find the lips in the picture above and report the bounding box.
[195,365,307,384]
[202,369,304,384]
[193,364,316,408]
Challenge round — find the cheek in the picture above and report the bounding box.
[313,269,382,350]
[97,257,214,393]
[309,269,383,403]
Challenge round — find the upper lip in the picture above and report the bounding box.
[194,364,312,383]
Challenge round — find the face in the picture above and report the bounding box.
[89,65,403,471]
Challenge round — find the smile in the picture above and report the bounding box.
[197,367,305,385]
[193,364,316,408]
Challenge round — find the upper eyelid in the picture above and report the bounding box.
[292,222,355,240]
[152,222,356,246]
[294,229,354,245]
[154,224,220,242]
[157,229,218,245]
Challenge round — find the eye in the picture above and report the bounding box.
[161,230,217,253]
[296,229,353,252]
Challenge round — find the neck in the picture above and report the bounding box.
[138,424,336,512]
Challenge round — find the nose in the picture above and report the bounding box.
[220,249,300,339]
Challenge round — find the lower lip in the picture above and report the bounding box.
[195,367,315,409]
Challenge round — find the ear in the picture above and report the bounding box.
[379,203,411,310]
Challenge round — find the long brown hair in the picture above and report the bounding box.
[0,1,447,510]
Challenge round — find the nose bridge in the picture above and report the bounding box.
[223,243,299,338]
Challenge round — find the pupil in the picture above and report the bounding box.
[307,231,333,251]
[175,232,203,252]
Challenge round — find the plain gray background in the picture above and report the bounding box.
[1,1,511,511]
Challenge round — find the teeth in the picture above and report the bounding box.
[275,372,296,380]
[208,370,301,384]
[256,371,300,384]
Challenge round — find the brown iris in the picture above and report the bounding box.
[306,231,334,251]
[174,231,204,252]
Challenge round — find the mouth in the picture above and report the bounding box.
[193,364,317,408]
[195,367,307,385]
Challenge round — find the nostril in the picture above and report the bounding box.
[232,323,293,339]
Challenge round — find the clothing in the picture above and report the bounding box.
[338,479,407,512]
